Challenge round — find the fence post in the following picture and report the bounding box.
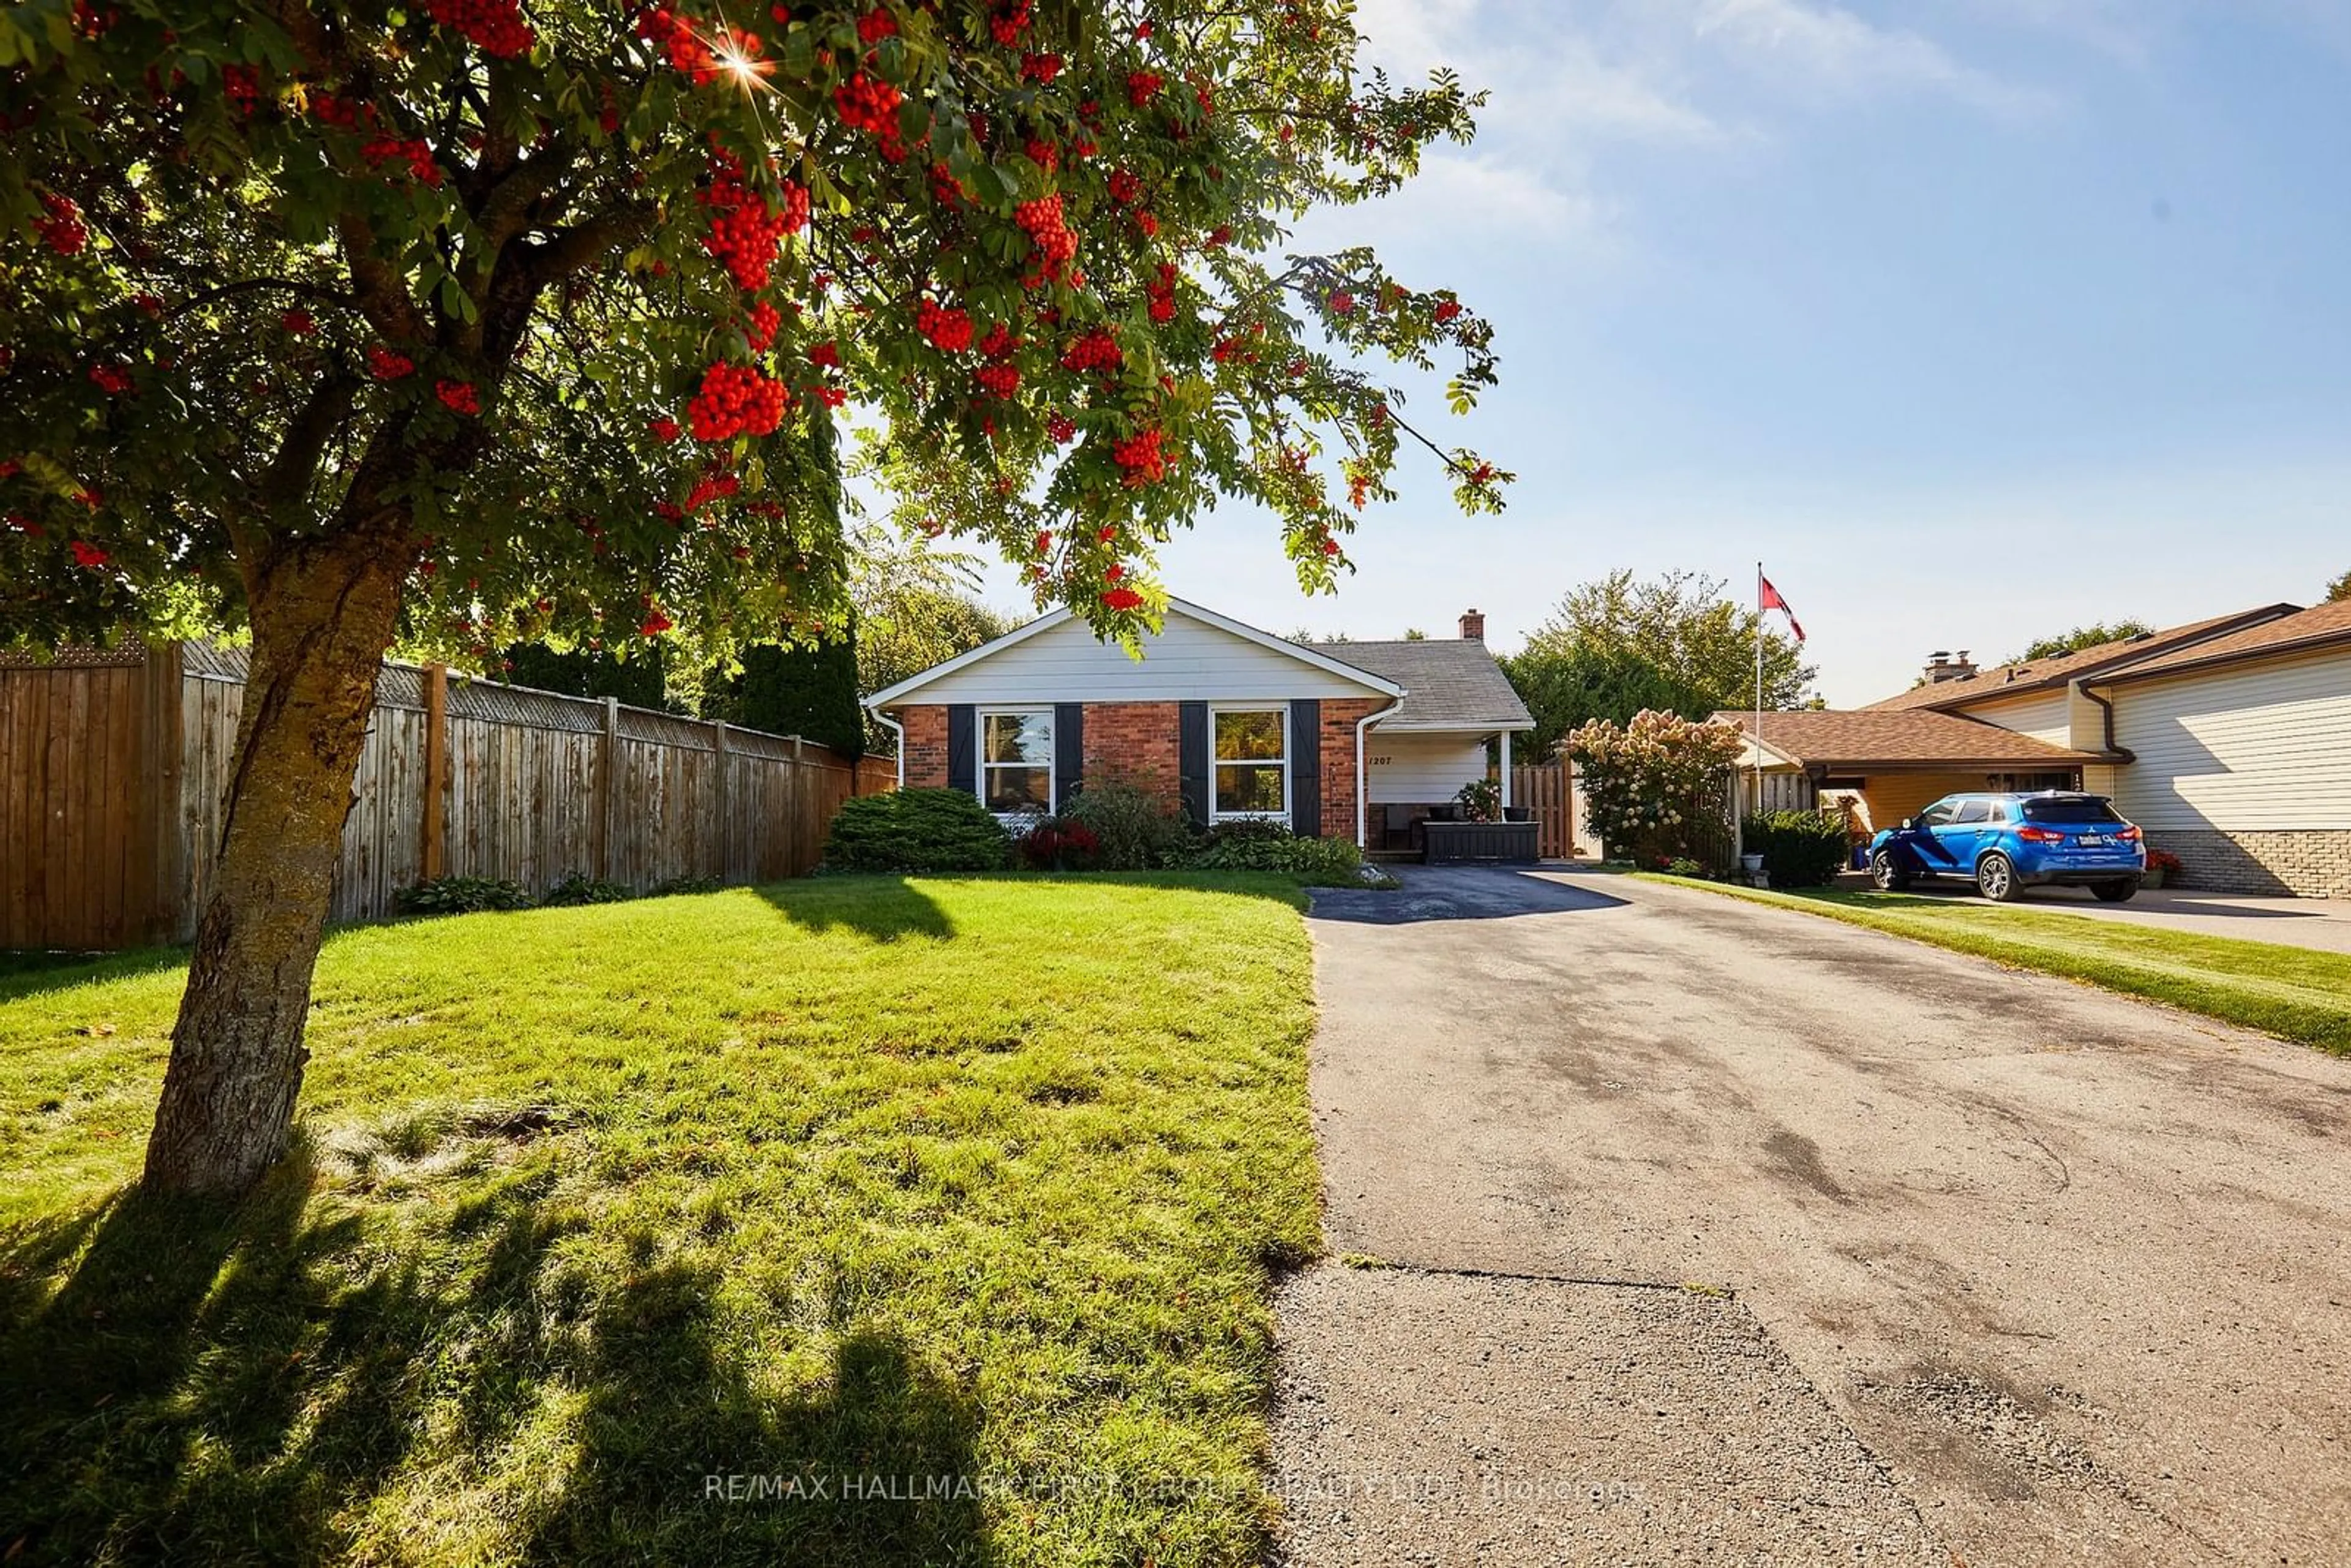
[421,662,448,881]
[790,735,806,876]
[596,695,620,883]
[135,641,187,943]
[713,720,732,883]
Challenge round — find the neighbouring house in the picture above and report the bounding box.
[863,599,1535,851]
[1724,599,2351,895]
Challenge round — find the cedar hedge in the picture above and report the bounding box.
[1742,809,1850,888]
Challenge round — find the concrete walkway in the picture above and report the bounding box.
[1271,866,2351,1566]
[1832,872,2351,955]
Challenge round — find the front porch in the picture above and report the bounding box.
[1362,726,1539,863]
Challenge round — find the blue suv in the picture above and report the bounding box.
[1867,791,2145,902]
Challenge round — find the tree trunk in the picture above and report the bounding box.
[141,530,405,1198]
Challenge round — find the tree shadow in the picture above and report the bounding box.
[0,943,191,1003]
[752,877,958,942]
[1,1152,991,1566]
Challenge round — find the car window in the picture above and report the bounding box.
[1914,800,1959,828]
[2021,796,2121,823]
[1952,799,1992,825]
[1985,800,2013,823]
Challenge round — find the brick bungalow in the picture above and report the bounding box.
[866,598,1534,847]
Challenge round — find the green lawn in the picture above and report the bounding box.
[1638,874,2351,1057]
[0,875,1323,1566]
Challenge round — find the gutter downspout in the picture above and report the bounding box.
[869,705,907,790]
[1355,699,1404,849]
[2079,682,2135,765]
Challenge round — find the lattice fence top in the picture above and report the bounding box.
[445,675,604,733]
[0,642,148,669]
[373,664,425,711]
[616,705,717,751]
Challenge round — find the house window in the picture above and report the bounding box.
[980,709,1054,815]
[1212,707,1288,819]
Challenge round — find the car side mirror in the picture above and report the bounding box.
[1897,817,1914,831]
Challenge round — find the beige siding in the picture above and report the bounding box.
[907,610,1387,704]
[1949,688,2072,748]
[1365,732,1488,803]
[2104,648,2351,833]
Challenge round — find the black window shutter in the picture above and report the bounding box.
[1179,700,1210,828]
[946,704,977,797]
[1054,702,1085,809]
[1290,699,1322,838]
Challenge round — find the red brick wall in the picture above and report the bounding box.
[1319,698,1387,845]
[898,704,950,789]
[893,697,1378,839]
[1081,702,1184,816]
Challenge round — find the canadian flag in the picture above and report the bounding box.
[1760,573,1805,643]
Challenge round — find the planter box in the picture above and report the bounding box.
[1423,820,1540,866]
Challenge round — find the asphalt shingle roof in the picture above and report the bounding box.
[1715,708,2107,767]
[1323,639,1535,732]
[1862,606,2296,711]
[2094,599,2351,683]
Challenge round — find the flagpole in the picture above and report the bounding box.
[1753,560,1764,819]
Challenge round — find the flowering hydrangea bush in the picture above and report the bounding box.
[1566,710,1745,869]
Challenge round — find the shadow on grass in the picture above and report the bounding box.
[0,1159,992,1567]
[0,943,190,1003]
[754,877,959,942]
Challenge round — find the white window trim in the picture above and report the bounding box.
[977,706,1056,820]
[1209,703,1291,823]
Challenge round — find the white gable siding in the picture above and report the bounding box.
[1952,688,2073,748]
[2105,648,2351,832]
[906,611,1387,704]
[1365,732,1488,803]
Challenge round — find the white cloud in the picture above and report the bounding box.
[1691,0,2055,118]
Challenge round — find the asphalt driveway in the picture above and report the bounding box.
[1272,867,2351,1565]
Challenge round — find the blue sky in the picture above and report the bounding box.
[969,0,2351,705]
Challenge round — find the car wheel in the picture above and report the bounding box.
[1870,849,1911,891]
[1976,852,2020,902]
[2092,879,2140,903]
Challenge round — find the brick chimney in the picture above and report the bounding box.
[1458,608,1485,641]
[1922,648,1978,684]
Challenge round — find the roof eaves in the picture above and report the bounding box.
[2091,621,2351,688]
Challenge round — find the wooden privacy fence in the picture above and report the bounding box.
[2,642,894,951]
[1510,761,1598,861]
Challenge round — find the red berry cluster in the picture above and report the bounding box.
[857,7,898,43]
[1128,70,1163,106]
[699,153,806,293]
[1021,51,1063,83]
[1106,168,1142,205]
[637,7,713,83]
[834,72,906,159]
[650,416,681,443]
[1111,427,1167,486]
[916,299,974,353]
[272,307,312,336]
[640,606,675,637]
[1147,263,1177,324]
[71,539,110,569]
[424,0,536,58]
[807,340,842,369]
[1321,535,1342,556]
[1433,299,1462,323]
[35,193,86,256]
[1024,137,1060,171]
[978,323,1016,359]
[362,136,442,186]
[435,379,481,415]
[1103,587,1144,611]
[744,299,781,351]
[88,363,133,394]
[1015,194,1078,281]
[989,0,1032,46]
[222,64,261,118]
[367,345,415,380]
[1048,413,1076,444]
[1061,328,1121,373]
[1327,289,1354,315]
[684,471,741,512]
[975,362,1019,398]
[688,362,789,441]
